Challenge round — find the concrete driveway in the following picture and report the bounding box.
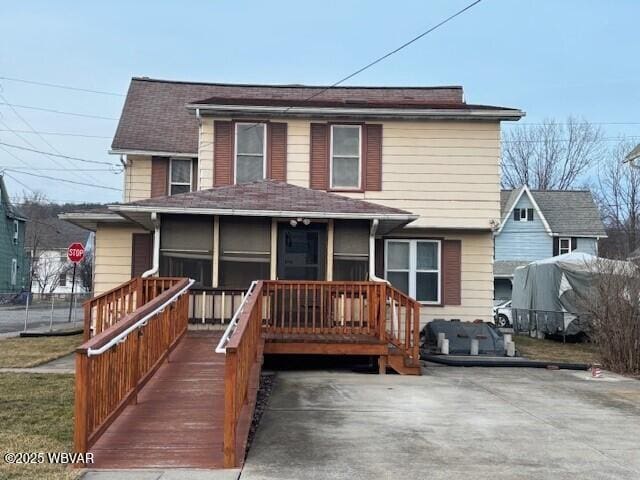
[241,365,640,480]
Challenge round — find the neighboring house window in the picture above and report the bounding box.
[514,208,534,222]
[385,239,441,304]
[13,220,19,244]
[169,158,193,195]
[59,273,67,287]
[330,125,361,190]
[10,259,17,286]
[559,237,572,255]
[235,122,266,184]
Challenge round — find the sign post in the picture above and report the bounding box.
[67,243,85,322]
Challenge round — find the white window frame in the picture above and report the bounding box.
[234,122,267,184]
[169,158,193,195]
[384,239,441,305]
[329,124,362,190]
[518,208,528,221]
[559,237,572,255]
[10,258,17,286]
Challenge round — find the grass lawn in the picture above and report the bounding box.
[515,335,600,364]
[0,335,82,368]
[0,373,77,480]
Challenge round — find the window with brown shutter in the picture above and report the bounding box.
[214,121,234,186]
[267,122,287,181]
[150,157,169,197]
[309,123,329,190]
[364,124,382,191]
[442,240,461,306]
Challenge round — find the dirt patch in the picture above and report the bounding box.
[246,373,276,457]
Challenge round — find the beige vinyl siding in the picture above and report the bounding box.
[94,224,147,294]
[123,155,152,202]
[286,119,311,187]
[198,117,215,189]
[390,229,494,324]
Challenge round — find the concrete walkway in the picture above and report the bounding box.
[0,353,75,374]
[81,468,240,480]
[241,365,640,480]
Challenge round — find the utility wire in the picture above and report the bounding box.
[0,102,118,120]
[2,168,121,191]
[505,122,640,127]
[0,129,111,139]
[0,141,119,166]
[0,166,119,172]
[282,0,484,111]
[2,171,38,195]
[0,75,124,97]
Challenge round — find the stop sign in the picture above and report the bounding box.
[67,242,85,264]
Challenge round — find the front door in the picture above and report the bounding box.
[277,223,326,280]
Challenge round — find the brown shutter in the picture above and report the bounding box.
[375,238,385,278]
[364,124,382,191]
[214,121,234,186]
[267,122,287,181]
[150,157,168,197]
[131,233,153,277]
[192,158,198,190]
[309,123,329,190]
[442,240,461,306]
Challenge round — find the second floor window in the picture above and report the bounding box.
[169,158,192,195]
[559,237,572,255]
[235,122,266,184]
[331,125,361,190]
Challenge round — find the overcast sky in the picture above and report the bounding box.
[1,0,638,203]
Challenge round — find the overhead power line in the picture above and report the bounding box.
[2,168,122,191]
[0,75,124,97]
[0,102,118,120]
[0,129,111,139]
[0,141,118,166]
[505,122,640,127]
[0,166,120,172]
[287,0,484,110]
[502,136,640,144]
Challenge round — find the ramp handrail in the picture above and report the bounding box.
[215,281,258,353]
[74,277,193,463]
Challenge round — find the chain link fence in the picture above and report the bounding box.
[0,291,90,334]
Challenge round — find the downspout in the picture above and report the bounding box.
[142,212,160,278]
[369,219,388,283]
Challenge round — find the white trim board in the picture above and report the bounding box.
[495,185,552,236]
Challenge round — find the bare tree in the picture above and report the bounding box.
[596,140,640,258]
[502,117,605,190]
[32,251,72,294]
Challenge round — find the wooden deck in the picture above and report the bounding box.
[89,331,227,469]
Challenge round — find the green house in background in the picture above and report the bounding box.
[0,175,27,293]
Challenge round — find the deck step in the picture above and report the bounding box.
[385,351,422,375]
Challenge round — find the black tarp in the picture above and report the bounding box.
[422,320,505,355]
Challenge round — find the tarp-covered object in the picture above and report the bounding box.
[422,320,505,355]
[511,252,635,335]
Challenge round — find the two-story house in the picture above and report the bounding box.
[494,185,607,300]
[0,174,27,293]
[62,77,523,325]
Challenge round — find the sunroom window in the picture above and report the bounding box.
[235,123,266,184]
[160,216,213,286]
[332,220,369,281]
[330,125,361,189]
[385,239,441,304]
[219,218,270,289]
[169,158,192,195]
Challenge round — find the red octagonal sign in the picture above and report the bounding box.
[67,242,85,264]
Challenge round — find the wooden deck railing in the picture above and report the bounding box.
[384,285,421,366]
[83,277,184,340]
[74,278,192,461]
[222,281,265,468]
[188,287,246,324]
[262,280,384,336]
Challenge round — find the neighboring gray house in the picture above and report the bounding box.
[493,185,606,300]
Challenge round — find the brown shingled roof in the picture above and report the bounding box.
[111,77,519,154]
[112,179,415,218]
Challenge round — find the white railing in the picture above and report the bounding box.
[215,281,258,354]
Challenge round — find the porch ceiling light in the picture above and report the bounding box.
[290,219,298,227]
[302,218,311,226]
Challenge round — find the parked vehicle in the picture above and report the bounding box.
[493,299,512,328]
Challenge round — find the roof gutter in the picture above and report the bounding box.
[109,149,197,158]
[108,204,418,222]
[186,103,525,121]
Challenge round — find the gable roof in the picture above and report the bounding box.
[110,179,415,219]
[499,188,606,237]
[625,144,640,163]
[111,77,523,155]
[0,175,26,221]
